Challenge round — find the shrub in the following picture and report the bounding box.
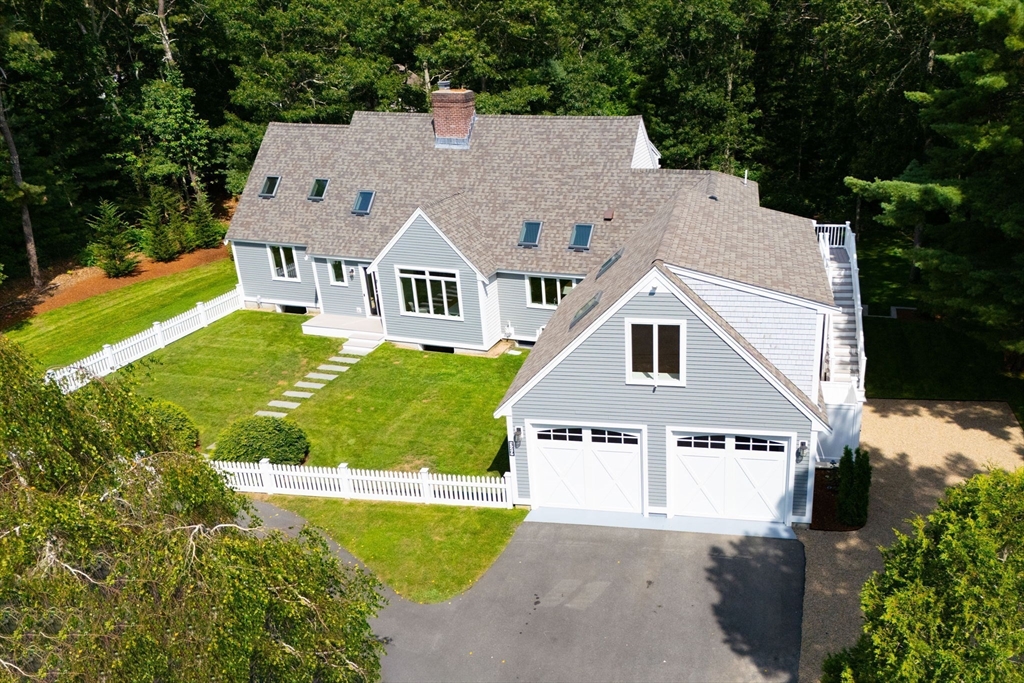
[189,190,225,249]
[88,201,140,278]
[142,186,184,262]
[837,445,871,527]
[146,400,200,451]
[214,416,309,465]
[823,469,1024,682]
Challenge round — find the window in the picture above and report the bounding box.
[259,176,280,198]
[269,246,299,280]
[677,435,726,449]
[528,276,576,307]
[308,178,329,201]
[537,427,583,442]
[570,292,602,328]
[627,320,685,385]
[591,429,639,445]
[569,223,593,251]
[519,221,542,247]
[735,436,786,452]
[596,248,624,279]
[328,259,347,285]
[352,190,375,215]
[398,268,461,318]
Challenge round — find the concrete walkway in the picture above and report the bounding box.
[248,498,805,683]
[797,399,1024,682]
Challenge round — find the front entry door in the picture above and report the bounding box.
[361,266,380,317]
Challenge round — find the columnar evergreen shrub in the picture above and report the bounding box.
[87,200,140,277]
[215,416,310,464]
[189,189,224,249]
[837,445,871,527]
[146,399,200,450]
[142,186,188,261]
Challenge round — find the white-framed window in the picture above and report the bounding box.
[625,318,686,386]
[518,220,542,247]
[268,245,300,281]
[527,276,577,308]
[569,223,593,251]
[352,190,376,215]
[259,175,281,198]
[308,178,329,201]
[396,267,462,318]
[327,259,347,286]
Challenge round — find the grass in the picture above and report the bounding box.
[288,343,526,475]
[5,258,238,368]
[268,495,527,603]
[133,311,338,445]
[864,316,1024,424]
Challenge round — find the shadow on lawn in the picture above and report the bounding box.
[487,438,510,475]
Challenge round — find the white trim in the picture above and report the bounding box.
[385,333,490,352]
[496,268,830,433]
[665,425,797,526]
[496,268,587,279]
[266,245,301,282]
[393,264,465,321]
[310,256,324,307]
[524,274,580,310]
[230,242,246,298]
[668,265,840,313]
[236,238,306,249]
[812,312,825,403]
[623,317,687,387]
[325,258,349,286]
[368,208,486,282]
[243,295,315,308]
[525,419,649,516]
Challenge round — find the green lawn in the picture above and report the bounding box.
[268,495,527,603]
[134,311,338,445]
[5,258,238,368]
[864,316,1024,423]
[288,343,525,475]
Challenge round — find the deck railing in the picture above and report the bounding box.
[212,459,515,509]
[46,284,244,393]
[815,222,849,247]
[845,224,867,392]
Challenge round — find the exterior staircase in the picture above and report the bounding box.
[827,248,860,386]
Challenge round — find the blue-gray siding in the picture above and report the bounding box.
[314,258,371,316]
[510,290,812,516]
[376,215,484,348]
[496,273,558,340]
[233,241,317,306]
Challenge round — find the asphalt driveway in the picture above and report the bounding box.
[250,500,805,683]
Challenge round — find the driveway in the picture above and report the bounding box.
[251,500,805,682]
[797,399,1024,682]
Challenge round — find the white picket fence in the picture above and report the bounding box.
[212,459,515,509]
[46,284,244,393]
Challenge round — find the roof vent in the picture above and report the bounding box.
[432,86,475,149]
[709,195,718,201]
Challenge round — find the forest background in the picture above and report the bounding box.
[0,0,1020,355]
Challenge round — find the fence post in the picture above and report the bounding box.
[259,458,277,495]
[420,468,433,504]
[102,344,116,372]
[503,472,514,509]
[197,301,209,327]
[153,321,166,348]
[235,282,245,307]
[337,463,351,498]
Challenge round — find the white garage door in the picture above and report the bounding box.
[670,434,789,523]
[530,427,643,513]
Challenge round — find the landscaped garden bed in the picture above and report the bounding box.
[809,468,862,532]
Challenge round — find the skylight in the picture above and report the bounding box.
[596,248,624,279]
[308,178,329,201]
[518,221,542,247]
[570,291,602,328]
[569,223,593,251]
[259,176,280,198]
[352,190,376,215]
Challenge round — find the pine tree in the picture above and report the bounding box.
[189,189,224,249]
[141,187,180,262]
[87,200,139,277]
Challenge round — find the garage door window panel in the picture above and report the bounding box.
[626,319,686,386]
[537,427,583,442]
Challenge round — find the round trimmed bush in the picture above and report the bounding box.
[214,416,309,465]
[147,400,200,451]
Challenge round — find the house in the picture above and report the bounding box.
[225,83,866,536]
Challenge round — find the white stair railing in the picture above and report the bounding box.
[845,224,867,394]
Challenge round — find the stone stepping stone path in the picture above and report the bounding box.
[252,341,371,420]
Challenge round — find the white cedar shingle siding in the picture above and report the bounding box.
[511,290,812,516]
[314,258,370,316]
[496,273,558,340]
[631,121,661,169]
[376,215,484,348]
[234,241,317,305]
[680,276,819,397]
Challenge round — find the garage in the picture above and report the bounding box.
[669,433,790,523]
[529,426,643,513]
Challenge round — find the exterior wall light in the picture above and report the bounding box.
[796,441,809,463]
[514,427,523,448]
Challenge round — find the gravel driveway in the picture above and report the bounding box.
[797,399,1024,682]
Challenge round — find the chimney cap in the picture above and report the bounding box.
[438,80,451,90]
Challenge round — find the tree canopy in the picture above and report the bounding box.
[0,335,385,680]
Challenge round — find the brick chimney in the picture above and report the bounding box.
[431,82,475,148]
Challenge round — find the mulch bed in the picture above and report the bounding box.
[810,467,864,532]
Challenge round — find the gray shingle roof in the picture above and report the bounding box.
[227,110,832,305]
